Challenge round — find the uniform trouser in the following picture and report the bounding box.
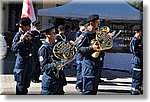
[131,66,143,94]
[99,58,104,79]
[41,73,66,95]
[76,61,83,89]
[13,58,33,95]
[32,56,41,80]
[82,65,100,95]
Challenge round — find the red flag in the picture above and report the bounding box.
[21,0,36,23]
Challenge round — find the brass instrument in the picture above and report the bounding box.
[53,41,77,61]
[52,33,85,69]
[91,26,121,58]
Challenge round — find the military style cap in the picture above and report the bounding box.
[19,17,31,26]
[40,23,55,33]
[86,14,99,22]
[133,25,143,32]
[32,21,41,26]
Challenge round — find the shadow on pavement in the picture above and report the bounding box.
[99,81,131,87]
[97,89,131,94]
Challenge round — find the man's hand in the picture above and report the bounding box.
[19,31,32,43]
[24,31,32,40]
[69,40,75,46]
[19,35,25,43]
[92,41,100,52]
[107,32,113,39]
[56,61,63,68]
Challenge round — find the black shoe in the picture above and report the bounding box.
[75,86,82,92]
[131,91,139,95]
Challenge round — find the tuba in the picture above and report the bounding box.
[91,26,115,58]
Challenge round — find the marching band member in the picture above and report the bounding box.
[31,21,42,83]
[130,25,143,95]
[75,20,87,92]
[55,25,66,43]
[38,23,67,95]
[78,14,103,95]
[11,17,33,94]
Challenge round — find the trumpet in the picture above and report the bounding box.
[91,26,121,58]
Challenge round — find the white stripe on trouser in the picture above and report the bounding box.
[133,68,141,71]
[131,87,139,92]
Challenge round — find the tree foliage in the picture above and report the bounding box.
[126,0,143,12]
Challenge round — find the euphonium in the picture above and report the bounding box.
[91,26,113,58]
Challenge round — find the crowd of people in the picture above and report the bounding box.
[11,14,143,95]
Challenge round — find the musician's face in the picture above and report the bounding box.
[21,24,31,32]
[135,30,142,37]
[94,19,100,28]
[139,30,143,37]
[35,24,41,30]
[58,29,65,34]
[49,28,56,41]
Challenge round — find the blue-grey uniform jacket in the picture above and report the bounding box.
[130,36,143,68]
[78,29,102,95]
[11,31,33,94]
[38,41,67,94]
[78,30,101,66]
[11,31,33,61]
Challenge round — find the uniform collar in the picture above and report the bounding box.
[19,29,25,34]
[43,41,53,48]
[134,36,141,40]
[85,29,96,35]
[33,28,40,33]
[57,33,66,41]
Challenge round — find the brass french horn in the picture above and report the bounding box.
[91,26,113,58]
[52,30,88,72]
[53,41,77,61]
